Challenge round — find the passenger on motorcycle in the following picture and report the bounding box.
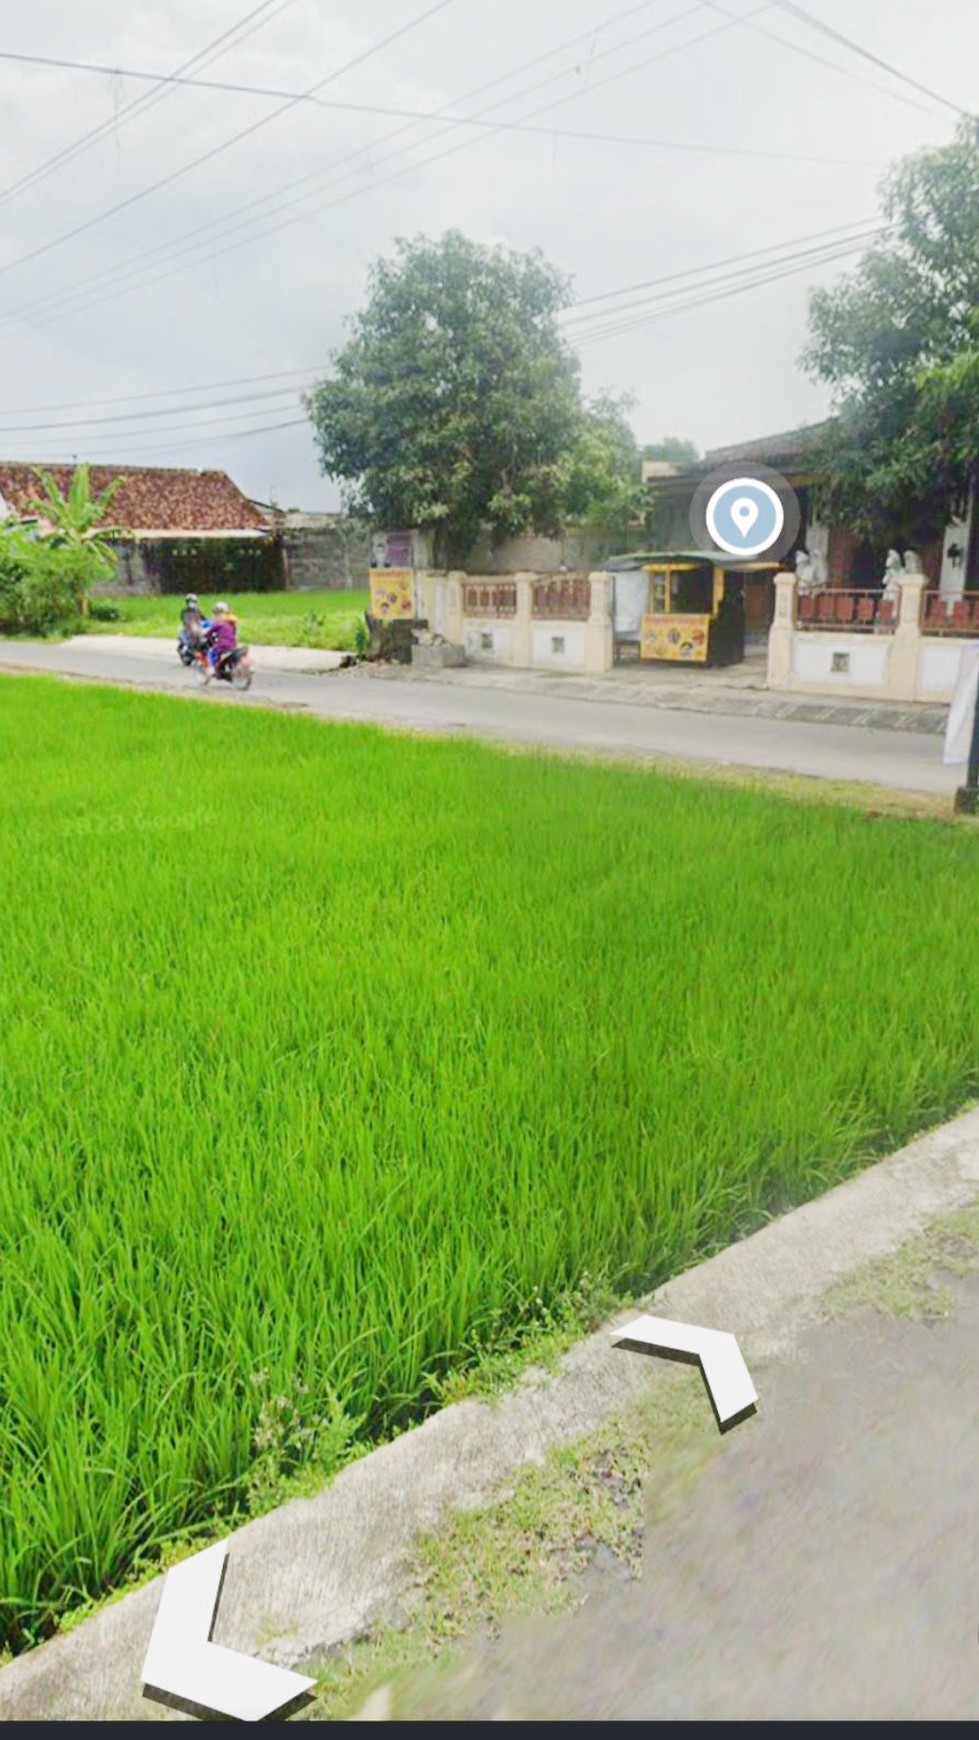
[204,602,239,678]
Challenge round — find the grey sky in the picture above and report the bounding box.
[0,0,973,509]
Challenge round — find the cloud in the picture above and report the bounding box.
[0,0,968,508]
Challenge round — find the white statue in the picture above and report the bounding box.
[795,548,815,593]
[902,549,923,575]
[881,549,904,608]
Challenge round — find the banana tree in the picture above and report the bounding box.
[28,465,127,615]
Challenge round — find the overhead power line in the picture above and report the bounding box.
[0,0,697,331]
[0,364,326,419]
[0,0,298,213]
[574,230,889,344]
[563,216,881,316]
[1,0,781,335]
[0,0,460,285]
[774,0,970,120]
[702,0,953,120]
[0,44,881,167]
[0,219,888,447]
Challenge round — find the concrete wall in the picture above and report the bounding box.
[462,527,635,576]
[279,516,371,591]
[417,570,613,674]
[768,571,972,704]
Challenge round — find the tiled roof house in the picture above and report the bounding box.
[0,463,271,537]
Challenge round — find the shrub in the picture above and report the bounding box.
[0,529,102,634]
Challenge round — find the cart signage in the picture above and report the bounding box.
[640,613,710,663]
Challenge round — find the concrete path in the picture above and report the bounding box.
[381,1288,979,1721]
[0,637,960,798]
[3,1106,979,1721]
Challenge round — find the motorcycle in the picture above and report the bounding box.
[177,629,199,668]
[192,637,254,691]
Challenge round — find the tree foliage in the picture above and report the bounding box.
[0,467,127,631]
[641,436,699,465]
[803,120,979,539]
[561,391,645,538]
[305,231,639,562]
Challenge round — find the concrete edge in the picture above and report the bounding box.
[3,1105,979,1720]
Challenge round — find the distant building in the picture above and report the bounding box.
[0,462,281,593]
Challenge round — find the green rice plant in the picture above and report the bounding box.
[3,674,979,1650]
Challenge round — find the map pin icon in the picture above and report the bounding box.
[731,497,759,537]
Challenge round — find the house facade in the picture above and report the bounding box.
[0,462,281,594]
[646,424,976,608]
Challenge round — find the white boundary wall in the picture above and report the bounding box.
[768,572,972,704]
[417,570,614,675]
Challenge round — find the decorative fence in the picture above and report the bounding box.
[419,569,614,675]
[920,591,979,636]
[769,570,975,704]
[531,575,591,620]
[797,590,896,633]
[462,581,517,618]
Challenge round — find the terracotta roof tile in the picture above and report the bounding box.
[0,462,271,534]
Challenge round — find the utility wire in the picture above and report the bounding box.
[3,1,778,334]
[0,221,888,439]
[0,45,881,167]
[0,0,298,213]
[0,0,693,330]
[562,217,883,322]
[575,231,887,343]
[18,415,311,463]
[0,364,326,419]
[774,0,970,120]
[0,0,460,284]
[701,0,952,120]
[0,385,307,436]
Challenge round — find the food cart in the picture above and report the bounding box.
[604,551,783,668]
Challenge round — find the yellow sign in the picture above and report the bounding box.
[369,568,416,620]
[640,613,710,663]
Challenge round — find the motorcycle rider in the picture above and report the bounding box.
[178,593,208,662]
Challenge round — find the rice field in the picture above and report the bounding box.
[3,672,979,1652]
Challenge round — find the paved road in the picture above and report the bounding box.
[0,638,959,797]
[365,1277,979,1721]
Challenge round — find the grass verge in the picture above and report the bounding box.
[81,588,369,650]
[305,1362,719,1722]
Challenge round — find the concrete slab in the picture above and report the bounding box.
[3,1106,979,1721]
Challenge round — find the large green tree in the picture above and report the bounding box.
[305,231,603,564]
[803,120,979,541]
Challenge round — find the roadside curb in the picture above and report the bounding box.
[3,1106,979,1721]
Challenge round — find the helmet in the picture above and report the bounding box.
[185,593,198,606]
[214,601,229,613]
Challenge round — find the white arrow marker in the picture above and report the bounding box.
[611,1314,757,1427]
[142,1540,315,1722]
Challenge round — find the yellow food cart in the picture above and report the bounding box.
[606,552,783,668]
